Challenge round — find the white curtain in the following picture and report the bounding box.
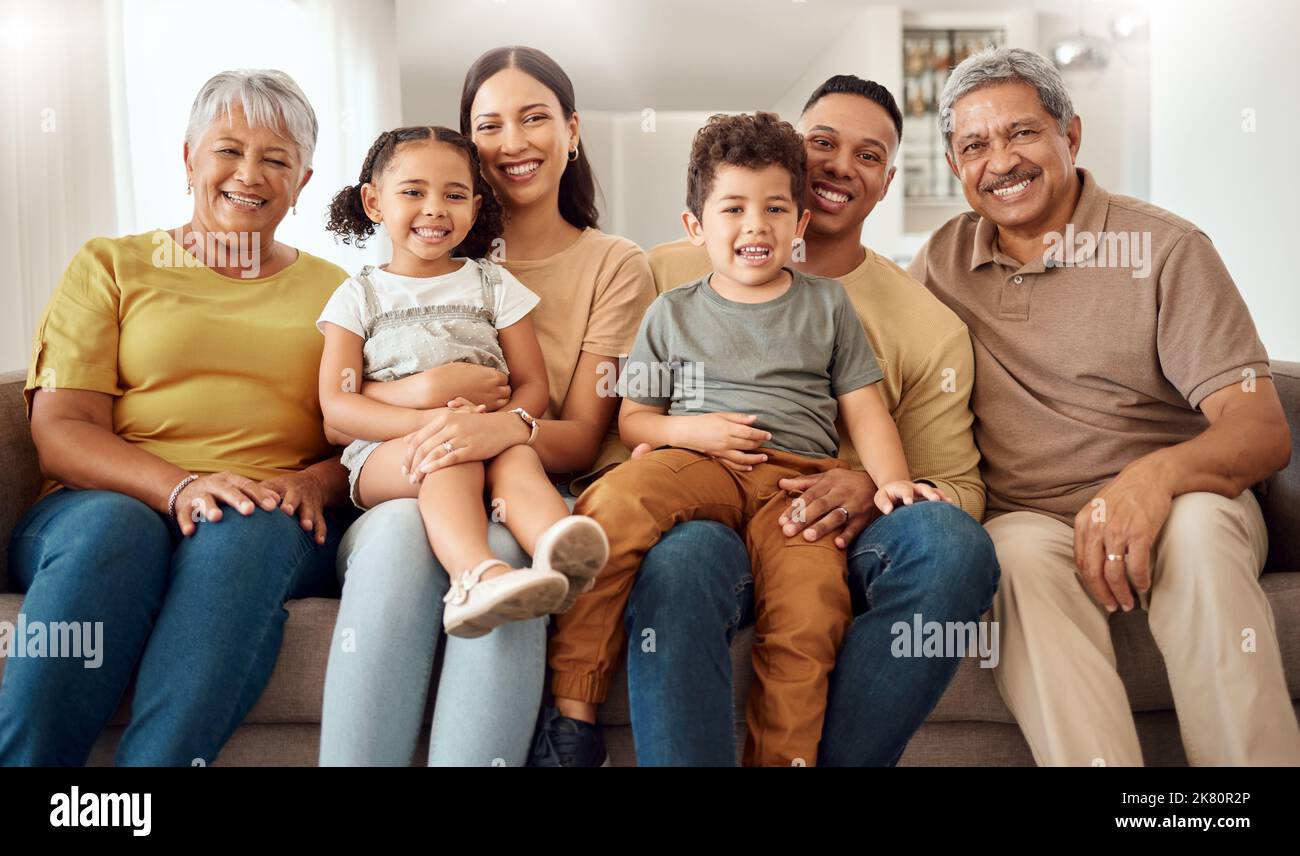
[0,0,120,372]
[0,0,403,371]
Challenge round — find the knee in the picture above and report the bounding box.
[23,491,171,585]
[574,458,675,521]
[338,500,449,598]
[982,513,1070,602]
[1153,492,1262,597]
[855,502,999,612]
[77,490,171,553]
[1158,492,1255,561]
[926,504,999,610]
[486,444,540,483]
[191,504,313,566]
[630,521,750,619]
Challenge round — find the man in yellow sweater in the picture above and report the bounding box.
[529,76,1001,767]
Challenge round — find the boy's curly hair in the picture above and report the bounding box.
[326,125,505,259]
[685,111,807,220]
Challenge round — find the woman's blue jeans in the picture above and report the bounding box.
[0,488,345,766]
[625,500,1000,766]
[319,494,575,767]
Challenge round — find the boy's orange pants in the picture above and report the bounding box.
[550,446,851,766]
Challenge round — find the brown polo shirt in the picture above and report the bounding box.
[908,168,1270,524]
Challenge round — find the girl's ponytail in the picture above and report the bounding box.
[326,130,395,247]
[325,126,504,256]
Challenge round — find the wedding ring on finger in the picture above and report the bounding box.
[835,506,850,522]
[1106,553,1126,563]
[441,441,454,455]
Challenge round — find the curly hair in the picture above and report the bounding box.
[685,111,807,221]
[326,125,505,260]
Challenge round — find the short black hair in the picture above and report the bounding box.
[801,74,903,145]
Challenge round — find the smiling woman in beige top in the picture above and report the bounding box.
[320,46,655,767]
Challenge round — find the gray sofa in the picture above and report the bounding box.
[1,365,1298,765]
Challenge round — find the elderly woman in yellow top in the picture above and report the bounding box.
[0,70,351,766]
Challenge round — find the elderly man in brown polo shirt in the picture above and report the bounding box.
[908,47,1300,766]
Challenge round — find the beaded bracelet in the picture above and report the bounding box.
[166,474,198,518]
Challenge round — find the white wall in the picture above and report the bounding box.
[771,4,906,260]
[1037,11,1150,198]
[1149,0,1300,361]
[587,110,746,251]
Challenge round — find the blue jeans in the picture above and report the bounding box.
[0,488,345,766]
[319,494,573,766]
[625,500,999,766]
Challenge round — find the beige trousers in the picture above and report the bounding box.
[986,490,1300,766]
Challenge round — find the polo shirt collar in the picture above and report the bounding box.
[968,167,1109,272]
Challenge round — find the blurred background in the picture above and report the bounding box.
[3,0,1297,369]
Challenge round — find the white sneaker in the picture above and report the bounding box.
[532,515,610,614]
[442,559,568,639]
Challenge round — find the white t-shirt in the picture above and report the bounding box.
[316,258,540,338]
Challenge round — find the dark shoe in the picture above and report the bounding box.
[527,705,607,767]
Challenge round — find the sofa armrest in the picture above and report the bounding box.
[0,369,41,593]
[1261,361,1300,572]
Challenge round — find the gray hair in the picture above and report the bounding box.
[185,69,319,168]
[938,48,1074,157]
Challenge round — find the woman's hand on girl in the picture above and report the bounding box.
[400,409,531,483]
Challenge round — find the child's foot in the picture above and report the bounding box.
[527,705,607,767]
[442,559,568,639]
[532,515,609,613]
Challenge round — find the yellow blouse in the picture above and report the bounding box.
[25,230,348,498]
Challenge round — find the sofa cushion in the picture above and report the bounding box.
[3,572,1298,734]
[0,370,41,594]
[1261,361,1300,571]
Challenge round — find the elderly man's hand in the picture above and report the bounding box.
[1072,458,1174,612]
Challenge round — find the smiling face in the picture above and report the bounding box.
[360,140,482,275]
[683,163,812,290]
[798,93,898,239]
[184,102,310,239]
[468,67,579,212]
[947,80,1082,236]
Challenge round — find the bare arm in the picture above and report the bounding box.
[1071,377,1290,613]
[29,388,283,536]
[318,322,433,442]
[1142,378,1290,496]
[620,397,770,470]
[511,351,617,474]
[29,387,191,513]
[618,397,675,449]
[839,383,947,513]
[837,383,910,487]
[360,363,511,411]
[495,315,550,418]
